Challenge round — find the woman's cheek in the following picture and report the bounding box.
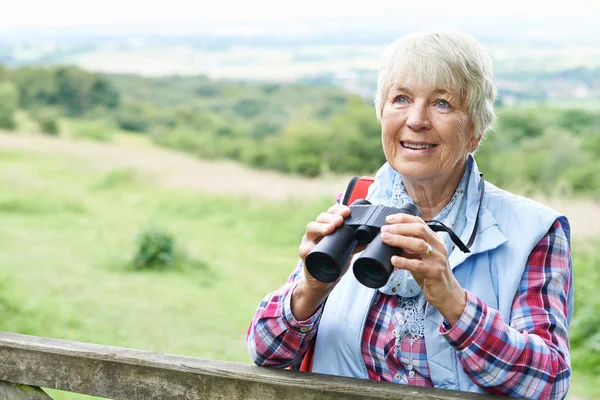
[382,132,399,161]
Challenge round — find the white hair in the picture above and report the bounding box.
[374,29,497,138]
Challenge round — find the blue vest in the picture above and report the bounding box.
[311,159,573,394]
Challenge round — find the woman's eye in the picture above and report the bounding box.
[393,95,408,105]
[434,100,451,109]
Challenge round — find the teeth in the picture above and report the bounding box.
[402,142,435,150]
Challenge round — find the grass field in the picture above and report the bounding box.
[0,146,333,399]
[1,135,598,399]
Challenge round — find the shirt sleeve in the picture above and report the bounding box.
[440,219,572,400]
[246,260,324,368]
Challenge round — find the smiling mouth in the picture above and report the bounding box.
[401,141,437,150]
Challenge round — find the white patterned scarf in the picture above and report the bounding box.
[378,159,473,298]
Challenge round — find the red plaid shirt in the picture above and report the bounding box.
[247,220,571,400]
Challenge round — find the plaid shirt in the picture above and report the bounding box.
[247,220,572,400]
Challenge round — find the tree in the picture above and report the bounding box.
[11,67,58,108]
[55,66,120,116]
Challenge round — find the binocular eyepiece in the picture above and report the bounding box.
[305,200,420,288]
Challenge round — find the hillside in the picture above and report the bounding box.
[1,130,598,400]
[2,131,599,240]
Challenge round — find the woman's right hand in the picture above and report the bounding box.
[299,204,363,288]
[291,204,353,320]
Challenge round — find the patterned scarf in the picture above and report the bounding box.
[378,159,473,298]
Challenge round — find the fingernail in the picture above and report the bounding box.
[380,225,390,232]
[381,232,391,240]
[386,215,395,223]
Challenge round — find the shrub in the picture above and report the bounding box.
[115,102,151,133]
[34,110,61,136]
[0,113,16,130]
[40,118,60,135]
[132,227,176,270]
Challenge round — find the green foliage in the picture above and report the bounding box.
[115,102,151,133]
[570,241,600,377]
[558,108,600,134]
[3,62,600,196]
[0,80,19,130]
[233,97,265,119]
[11,67,58,108]
[10,65,119,116]
[132,226,176,270]
[494,108,544,144]
[478,106,600,196]
[55,66,117,116]
[32,109,61,136]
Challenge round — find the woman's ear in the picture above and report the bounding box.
[469,134,483,152]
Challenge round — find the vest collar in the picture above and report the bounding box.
[448,156,507,269]
[367,156,508,269]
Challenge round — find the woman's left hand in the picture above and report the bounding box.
[380,213,467,325]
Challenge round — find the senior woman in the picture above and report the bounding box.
[246,29,573,400]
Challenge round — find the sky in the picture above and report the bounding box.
[1,0,598,30]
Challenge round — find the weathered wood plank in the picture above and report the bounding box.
[0,332,503,400]
[0,382,53,400]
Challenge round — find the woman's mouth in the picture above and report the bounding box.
[400,141,437,150]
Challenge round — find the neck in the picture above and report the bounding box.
[402,160,467,221]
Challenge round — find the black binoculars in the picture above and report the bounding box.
[305,200,420,289]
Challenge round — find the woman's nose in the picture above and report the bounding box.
[406,103,431,132]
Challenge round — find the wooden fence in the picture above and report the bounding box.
[0,332,504,400]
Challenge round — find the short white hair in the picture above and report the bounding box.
[374,29,497,138]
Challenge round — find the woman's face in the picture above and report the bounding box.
[381,82,478,184]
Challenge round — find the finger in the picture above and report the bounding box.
[305,221,336,241]
[328,204,351,218]
[299,241,312,260]
[385,212,424,225]
[380,233,433,256]
[316,212,344,226]
[381,222,443,252]
[391,255,428,274]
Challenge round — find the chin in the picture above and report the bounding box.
[389,159,434,180]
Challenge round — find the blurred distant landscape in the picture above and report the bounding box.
[3,17,600,103]
[1,15,599,400]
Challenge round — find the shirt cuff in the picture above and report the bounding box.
[281,282,323,335]
[439,290,488,351]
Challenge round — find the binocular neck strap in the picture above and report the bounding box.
[426,174,485,254]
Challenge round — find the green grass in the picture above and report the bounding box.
[1,146,598,400]
[0,148,331,399]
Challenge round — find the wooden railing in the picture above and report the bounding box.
[0,332,503,399]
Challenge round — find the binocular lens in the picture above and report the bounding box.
[353,258,389,288]
[305,253,341,283]
[353,232,400,288]
[305,224,357,283]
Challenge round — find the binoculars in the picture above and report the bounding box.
[305,200,420,289]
